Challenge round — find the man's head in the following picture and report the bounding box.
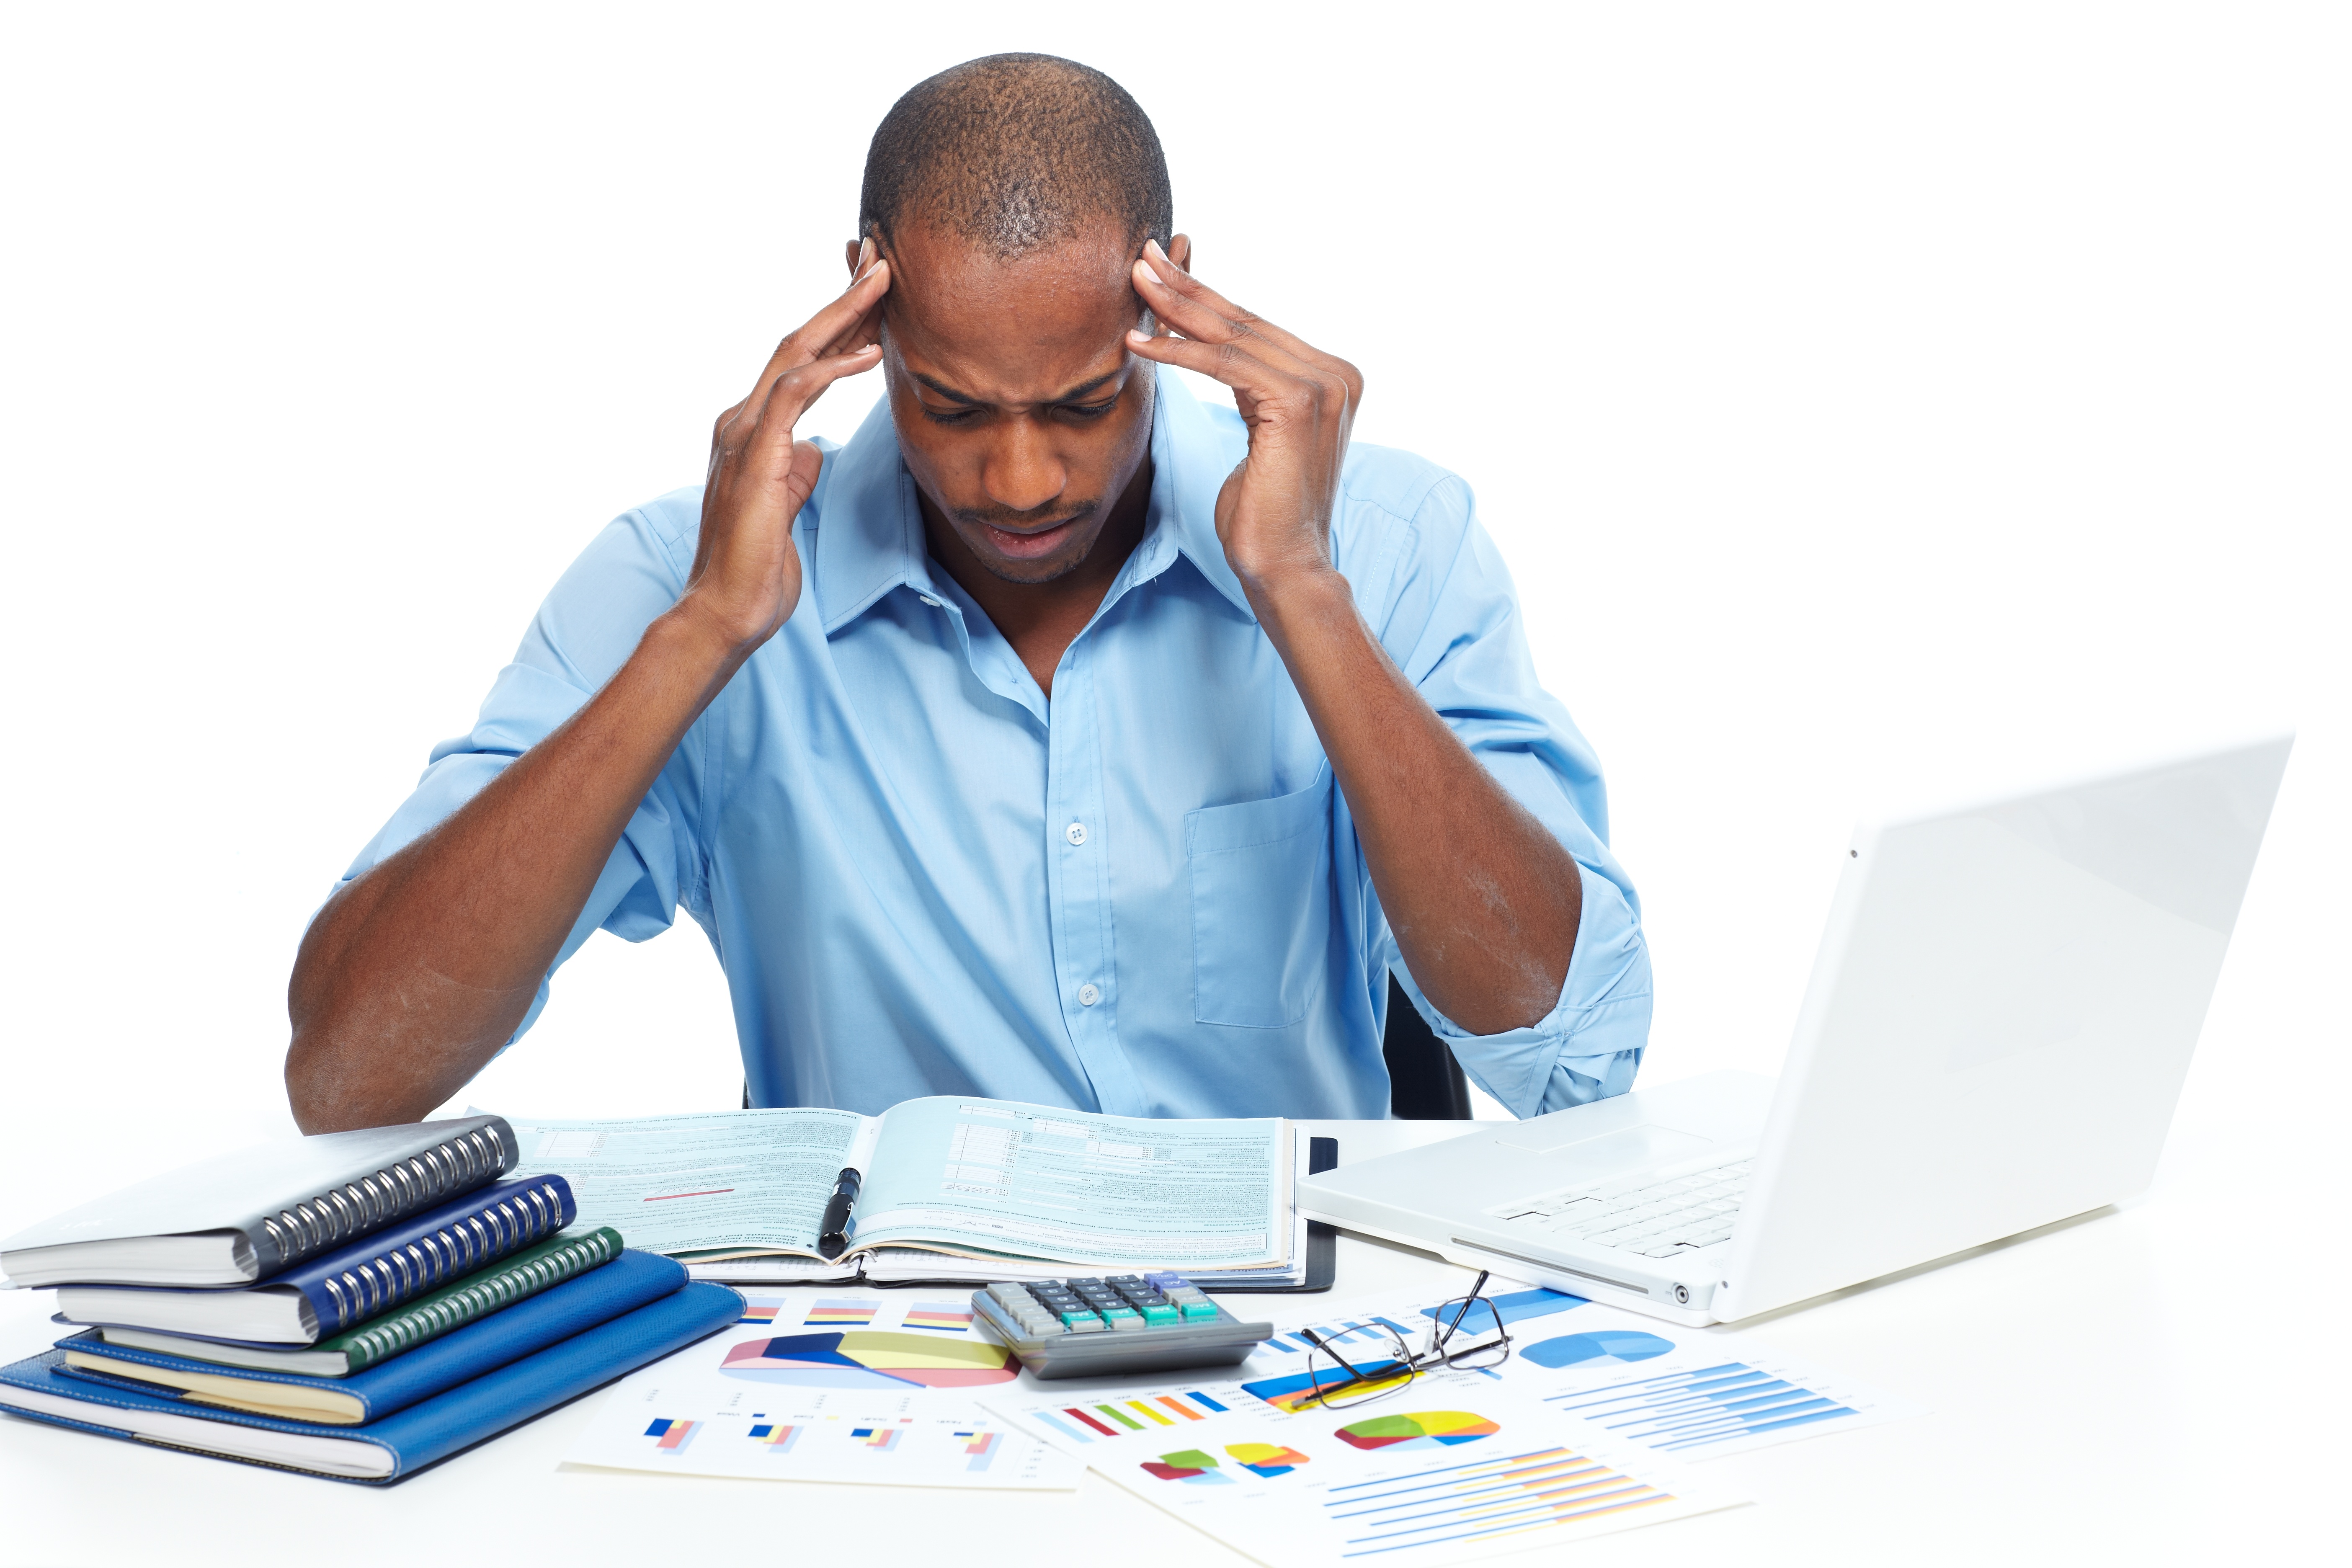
[856,54,1187,586]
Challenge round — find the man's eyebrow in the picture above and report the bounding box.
[910,371,983,406]
[909,369,1123,407]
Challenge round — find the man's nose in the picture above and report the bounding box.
[982,418,1068,516]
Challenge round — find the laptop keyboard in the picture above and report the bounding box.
[1490,1160,1751,1259]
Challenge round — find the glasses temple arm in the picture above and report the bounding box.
[1433,1270,1493,1351]
[1300,1328,1372,1382]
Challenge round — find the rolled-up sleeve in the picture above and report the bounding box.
[331,497,707,1047]
[1358,470,1652,1117]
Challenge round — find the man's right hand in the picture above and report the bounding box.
[678,241,892,655]
[286,247,894,1132]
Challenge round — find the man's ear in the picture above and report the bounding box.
[1167,233,1192,273]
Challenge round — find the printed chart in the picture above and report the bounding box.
[1027,1388,1236,1444]
[986,1382,1738,1567]
[1314,1439,1688,1558]
[1536,1354,1915,1457]
[569,1289,1079,1488]
[1232,1283,1919,1462]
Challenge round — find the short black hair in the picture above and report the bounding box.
[859,54,1173,260]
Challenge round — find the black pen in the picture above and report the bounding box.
[817,1167,862,1260]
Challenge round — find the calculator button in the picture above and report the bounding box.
[1142,1304,1180,1326]
[1064,1316,1107,1333]
[1104,1310,1144,1330]
[1179,1300,1220,1320]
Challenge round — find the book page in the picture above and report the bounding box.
[851,1098,1290,1268]
[495,1108,878,1257]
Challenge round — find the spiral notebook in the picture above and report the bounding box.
[0,1117,516,1287]
[88,1225,628,1375]
[52,1176,576,1344]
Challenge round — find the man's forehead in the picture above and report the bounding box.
[883,224,1141,399]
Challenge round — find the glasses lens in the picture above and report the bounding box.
[1305,1338,1416,1409]
[1429,1295,1502,1342]
[1429,1296,1511,1369]
[1444,1333,1511,1369]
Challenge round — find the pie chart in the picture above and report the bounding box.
[718,1330,1019,1389]
[1142,1448,1233,1484]
[1333,1410,1500,1452]
[1523,1329,1676,1369]
[1225,1442,1311,1478]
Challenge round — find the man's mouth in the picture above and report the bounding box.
[977,512,1088,560]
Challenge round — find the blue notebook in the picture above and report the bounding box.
[53,1248,689,1424]
[52,1175,578,1344]
[0,1281,743,1483]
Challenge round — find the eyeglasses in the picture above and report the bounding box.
[1296,1270,1514,1410]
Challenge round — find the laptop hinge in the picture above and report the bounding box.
[1449,1238,1714,1310]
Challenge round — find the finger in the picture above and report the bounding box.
[1132,244,1363,401]
[745,340,885,456]
[818,290,887,361]
[746,259,892,407]
[1130,255,1308,373]
[1124,323,1311,406]
[1131,243,1323,368]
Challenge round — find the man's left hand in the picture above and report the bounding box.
[1124,241,1362,599]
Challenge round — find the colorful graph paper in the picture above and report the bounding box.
[747,1422,802,1452]
[1320,1443,1673,1553]
[904,1303,974,1332]
[850,1424,905,1451]
[1029,1390,1232,1442]
[956,1430,1002,1470]
[805,1300,879,1326]
[1542,1361,1861,1452]
[734,1298,783,1326]
[641,1417,700,1453]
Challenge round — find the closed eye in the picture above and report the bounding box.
[1060,397,1118,420]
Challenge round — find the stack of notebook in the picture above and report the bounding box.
[0,1116,740,1483]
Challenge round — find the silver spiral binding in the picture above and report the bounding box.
[257,1124,511,1270]
[317,1178,569,1333]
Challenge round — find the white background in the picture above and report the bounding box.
[1,5,2344,1225]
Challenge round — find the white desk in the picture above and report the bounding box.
[0,1104,2335,1565]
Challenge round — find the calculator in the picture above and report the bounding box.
[971,1273,1275,1380]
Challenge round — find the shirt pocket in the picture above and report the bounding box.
[1186,774,1335,1029]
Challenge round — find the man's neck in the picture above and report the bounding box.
[918,460,1153,699]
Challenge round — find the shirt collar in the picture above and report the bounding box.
[811,369,1255,635]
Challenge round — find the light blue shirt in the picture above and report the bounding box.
[342,374,1651,1120]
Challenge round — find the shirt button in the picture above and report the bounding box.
[1065,821,1088,846]
[918,595,941,608]
[1078,983,1101,1007]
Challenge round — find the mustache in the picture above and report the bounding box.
[950,499,1103,534]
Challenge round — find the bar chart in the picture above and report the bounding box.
[1027,1388,1233,1443]
[1317,1442,1681,1558]
[1540,1360,1870,1455]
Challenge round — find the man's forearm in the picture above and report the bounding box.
[1249,570,1581,1036]
[285,606,746,1131]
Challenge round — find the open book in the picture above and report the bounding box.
[492,1097,1302,1287]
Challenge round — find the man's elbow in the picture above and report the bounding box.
[284,1028,375,1134]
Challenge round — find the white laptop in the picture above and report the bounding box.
[1297,734,2293,1326]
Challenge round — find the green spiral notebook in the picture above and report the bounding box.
[83,1226,625,1377]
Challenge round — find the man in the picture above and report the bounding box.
[286,54,1650,1132]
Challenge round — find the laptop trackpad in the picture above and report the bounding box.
[1491,1122,1718,1172]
